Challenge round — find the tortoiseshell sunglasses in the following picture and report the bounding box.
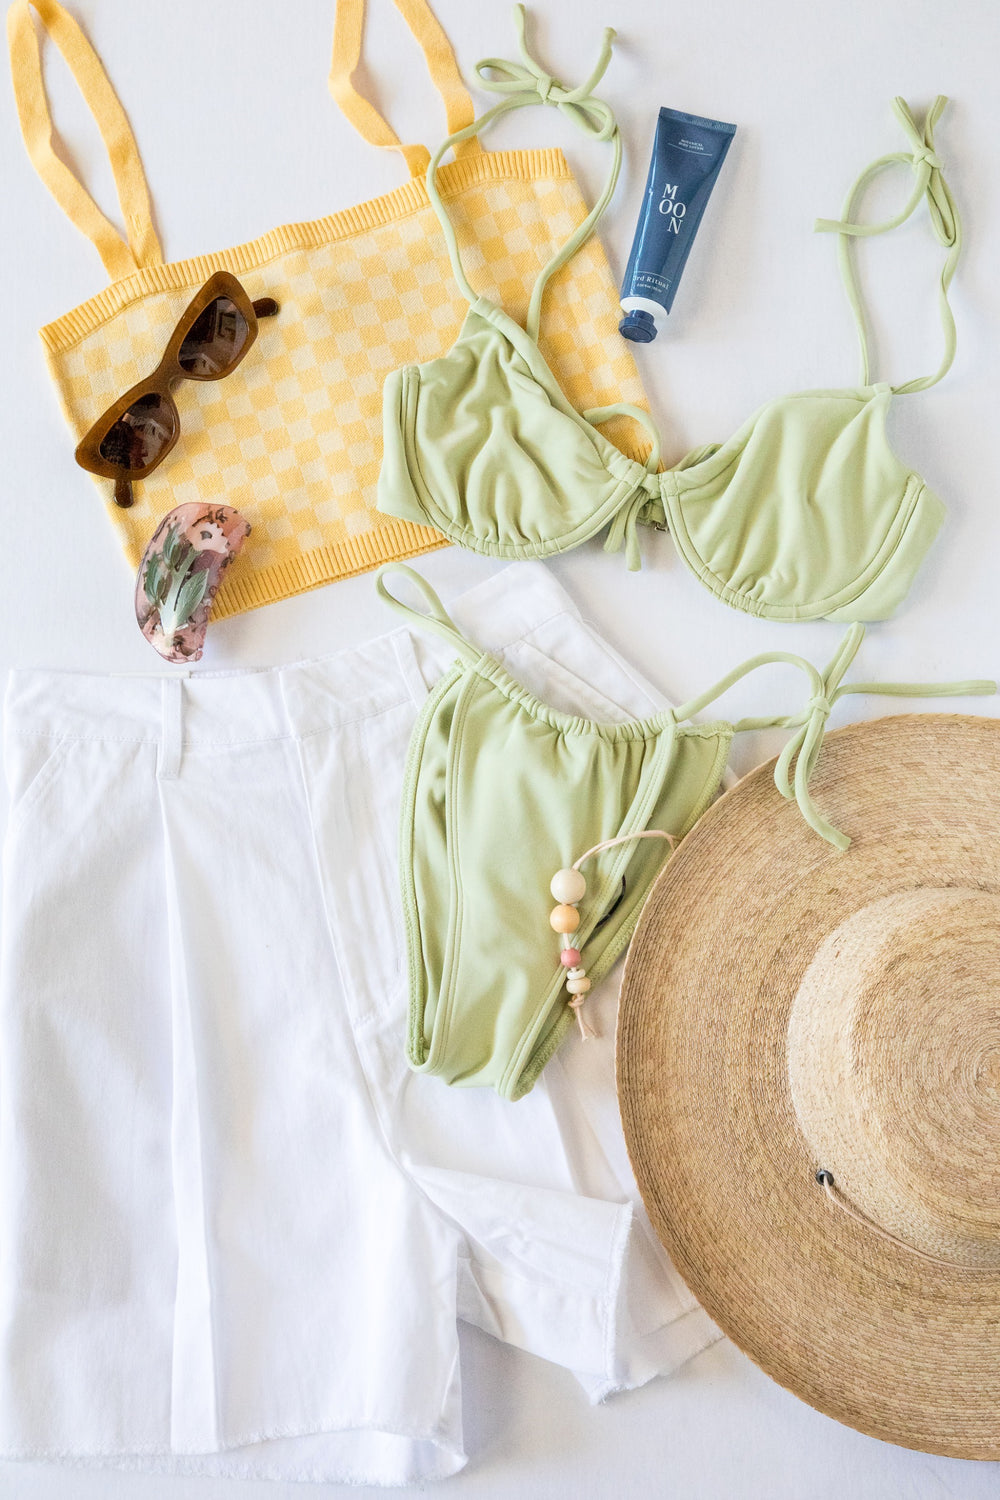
[74,271,278,508]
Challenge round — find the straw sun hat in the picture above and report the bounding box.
[617,713,1000,1459]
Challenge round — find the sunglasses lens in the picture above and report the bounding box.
[99,392,178,471]
[178,296,250,376]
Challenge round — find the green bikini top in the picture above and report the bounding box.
[377,562,993,1100]
[378,8,961,623]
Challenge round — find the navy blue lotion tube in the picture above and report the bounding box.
[620,107,736,342]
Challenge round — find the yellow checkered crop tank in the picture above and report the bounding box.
[8,0,652,616]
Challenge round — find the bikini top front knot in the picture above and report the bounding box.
[377,13,962,625]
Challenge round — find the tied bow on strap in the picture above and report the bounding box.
[770,622,995,850]
[675,631,993,854]
[815,95,958,251]
[812,94,960,393]
[432,4,624,341]
[475,4,617,142]
[773,625,866,851]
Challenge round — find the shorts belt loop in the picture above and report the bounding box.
[392,629,432,706]
[157,677,184,781]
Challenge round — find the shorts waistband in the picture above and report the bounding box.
[4,562,580,747]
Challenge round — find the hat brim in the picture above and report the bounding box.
[617,714,1000,1458]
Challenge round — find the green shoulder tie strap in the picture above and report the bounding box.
[815,95,961,395]
[425,3,621,343]
[375,563,481,665]
[674,624,994,851]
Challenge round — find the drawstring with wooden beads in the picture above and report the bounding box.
[549,829,677,1039]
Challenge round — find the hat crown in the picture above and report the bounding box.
[788,887,1000,1268]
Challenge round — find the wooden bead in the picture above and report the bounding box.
[566,975,591,995]
[550,867,587,904]
[566,966,586,981]
[560,947,582,968]
[549,904,581,933]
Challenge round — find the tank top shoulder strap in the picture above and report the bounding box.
[814,95,961,395]
[7,0,162,280]
[426,3,621,343]
[329,0,482,179]
[375,564,481,665]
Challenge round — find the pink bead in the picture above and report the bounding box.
[560,948,582,968]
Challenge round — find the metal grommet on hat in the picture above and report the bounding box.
[616,714,1000,1459]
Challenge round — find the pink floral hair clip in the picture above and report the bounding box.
[135,502,250,662]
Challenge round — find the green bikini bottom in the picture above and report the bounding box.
[377,564,994,1102]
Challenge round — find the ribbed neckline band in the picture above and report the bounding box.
[210,519,447,621]
[40,148,573,353]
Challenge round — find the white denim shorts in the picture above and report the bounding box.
[0,561,718,1485]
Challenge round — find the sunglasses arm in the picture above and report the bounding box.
[252,297,279,318]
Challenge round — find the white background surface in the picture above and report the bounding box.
[1,0,999,1495]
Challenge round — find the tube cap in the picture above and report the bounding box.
[619,309,658,343]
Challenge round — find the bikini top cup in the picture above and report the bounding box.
[376,564,993,1101]
[378,28,962,623]
[7,0,652,617]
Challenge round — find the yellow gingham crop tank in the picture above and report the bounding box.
[7,0,652,618]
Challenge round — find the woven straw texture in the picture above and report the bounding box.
[617,714,1000,1458]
